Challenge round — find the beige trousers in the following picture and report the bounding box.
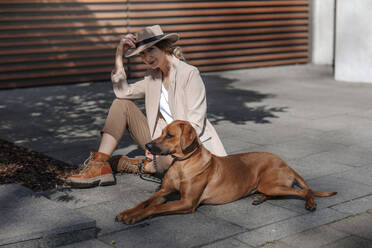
[102,99,173,173]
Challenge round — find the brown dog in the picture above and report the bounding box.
[116,120,337,224]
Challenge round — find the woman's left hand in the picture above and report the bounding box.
[145,150,154,160]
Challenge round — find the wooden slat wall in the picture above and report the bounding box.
[0,0,309,88]
[127,0,309,78]
[0,0,127,88]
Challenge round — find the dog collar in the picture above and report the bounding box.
[173,145,201,161]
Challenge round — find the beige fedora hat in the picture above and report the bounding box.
[125,25,179,58]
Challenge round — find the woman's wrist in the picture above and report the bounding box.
[116,42,126,54]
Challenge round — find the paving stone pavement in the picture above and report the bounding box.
[0,184,96,247]
[1,65,372,247]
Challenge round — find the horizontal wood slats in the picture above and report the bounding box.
[0,0,309,88]
[126,0,309,79]
[128,1,309,9]
[0,0,127,88]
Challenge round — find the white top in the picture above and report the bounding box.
[159,84,174,124]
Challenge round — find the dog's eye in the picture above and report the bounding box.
[165,133,174,139]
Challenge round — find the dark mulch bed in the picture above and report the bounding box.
[0,139,79,192]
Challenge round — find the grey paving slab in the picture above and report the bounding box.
[259,241,297,248]
[0,185,96,247]
[333,164,372,186]
[198,197,300,230]
[320,235,372,248]
[115,173,160,193]
[0,184,60,210]
[328,212,372,241]
[41,173,157,211]
[305,145,372,168]
[322,114,372,134]
[75,190,154,236]
[320,126,372,150]
[201,237,253,248]
[331,194,372,215]
[350,109,372,120]
[266,115,330,132]
[279,226,349,248]
[41,175,160,237]
[220,136,264,154]
[214,123,257,140]
[272,114,372,150]
[281,100,354,120]
[42,183,132,210]
[233,123,323,146]
[235,208,348,247]
[1,228,96,248]
[59,239,112,248]
[204,76,287,127]
[286,152,353,180]
[262,137,347,161]
[42,174,159,209]
[267,175,372,214]
[99,212,245,248]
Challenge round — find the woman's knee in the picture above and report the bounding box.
[110,99,136,114]
[112,98,135,108]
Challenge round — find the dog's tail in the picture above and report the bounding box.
[311,190,337,197]
[293,170,337,197]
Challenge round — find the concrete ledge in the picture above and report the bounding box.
[0,184,96,247]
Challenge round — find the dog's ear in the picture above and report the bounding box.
[179,122,198,154]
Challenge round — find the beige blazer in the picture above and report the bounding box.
[112,56,227,156]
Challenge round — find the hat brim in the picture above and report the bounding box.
[124,33,179,58]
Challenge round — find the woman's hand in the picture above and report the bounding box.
[145,150,154,161]
[118,34,136,51]
[112,34,136,83]
[115,34,136,68]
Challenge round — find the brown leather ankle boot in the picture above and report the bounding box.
[66,152,115,188]
[117,156,152,174]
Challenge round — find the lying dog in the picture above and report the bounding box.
[116,120,337,224]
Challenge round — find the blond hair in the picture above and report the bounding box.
[154,39,186,61]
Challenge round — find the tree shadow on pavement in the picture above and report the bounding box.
[203,74,287,125]
[0,73,287,165]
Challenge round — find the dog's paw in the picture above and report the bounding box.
[115,211,143,224]
[123,215,137,224]
[252,194,267,205]
[252,198,263,205]
[115,213,125,223]
[115,210,131,224]
[305,202,317,212]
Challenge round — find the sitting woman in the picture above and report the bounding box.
[67,25,226,187]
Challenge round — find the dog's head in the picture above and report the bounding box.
[145,120,200,159]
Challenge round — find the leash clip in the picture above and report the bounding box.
[137,155,162,184]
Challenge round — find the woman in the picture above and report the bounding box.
[67,25,226,187]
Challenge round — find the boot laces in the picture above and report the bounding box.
[78,153,97,173]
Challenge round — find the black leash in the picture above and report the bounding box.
[137,155,162,184]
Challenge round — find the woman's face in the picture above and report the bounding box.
[139,45,166,69]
